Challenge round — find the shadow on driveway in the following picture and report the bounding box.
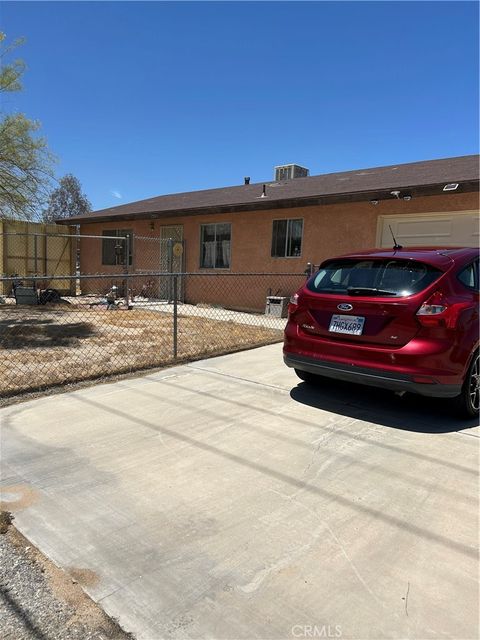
[290,377,479,434]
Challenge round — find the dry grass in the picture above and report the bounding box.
[0,305,282,398]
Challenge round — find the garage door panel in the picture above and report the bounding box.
[396,219,453,240]
[379,212,479,248]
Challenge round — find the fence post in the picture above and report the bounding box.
[167,238,173,303]
[173,274,178,358]
[124,235,130,307]
[34,234,38,275]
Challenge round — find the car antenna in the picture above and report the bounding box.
[389,225,403,250]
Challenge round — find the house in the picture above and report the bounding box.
[60,155,479,310]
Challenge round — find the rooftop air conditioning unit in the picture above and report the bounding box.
[274,164,310,181]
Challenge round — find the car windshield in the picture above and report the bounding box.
[306,259,442,297]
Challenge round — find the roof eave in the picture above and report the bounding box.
[57,179,480,225]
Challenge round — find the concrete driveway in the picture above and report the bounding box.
[1,344,478,640]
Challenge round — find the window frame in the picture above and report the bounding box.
[199,222,232,270]
[101,229,134,267]
[271,218,304,258]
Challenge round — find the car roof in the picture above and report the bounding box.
[327,246,479,269]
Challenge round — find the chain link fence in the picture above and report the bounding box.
[0,265,305,399]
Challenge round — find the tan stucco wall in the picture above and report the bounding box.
[78,190,479,310]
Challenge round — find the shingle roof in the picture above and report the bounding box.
[62,154,479,224]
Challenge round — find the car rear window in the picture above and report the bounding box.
[306,259,442,297]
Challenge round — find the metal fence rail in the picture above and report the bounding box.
[0,271,305,399]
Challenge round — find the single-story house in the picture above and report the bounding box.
[61,154,479,310]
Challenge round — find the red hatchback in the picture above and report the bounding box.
[284,247,479,417]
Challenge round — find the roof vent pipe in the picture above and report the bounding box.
[261,184,267,198]
[244,177,250,185]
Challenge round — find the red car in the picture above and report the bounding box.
[284,247,479,417]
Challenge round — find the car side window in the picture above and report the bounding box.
[458,259,479,290]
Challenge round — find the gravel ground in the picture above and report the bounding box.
[0,515,133,640]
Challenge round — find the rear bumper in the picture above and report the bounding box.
[283,352,462,398]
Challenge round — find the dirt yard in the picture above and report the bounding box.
[0,305,282,398]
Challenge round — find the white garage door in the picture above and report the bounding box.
[378,211,479,248]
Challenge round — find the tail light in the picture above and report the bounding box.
[288,292,300,316]
[417,291,472,328]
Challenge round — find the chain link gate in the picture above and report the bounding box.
[134,234,185,302]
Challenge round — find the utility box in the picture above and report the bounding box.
[265,296,289,318]
[14,286,38,305]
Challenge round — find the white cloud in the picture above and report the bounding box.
[111,190,122,199]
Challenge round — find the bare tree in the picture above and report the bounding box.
[43,174,91,222]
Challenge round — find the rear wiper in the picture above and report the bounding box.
[347,287,398,296]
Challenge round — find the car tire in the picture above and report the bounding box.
[453,351,480,419]
[294,369,319,385]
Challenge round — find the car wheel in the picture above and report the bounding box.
[453,351,480,419]
[294,369,319,385]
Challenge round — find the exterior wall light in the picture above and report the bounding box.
[370,199,379,205]
[403,195,412,201]
[443,183,459,191]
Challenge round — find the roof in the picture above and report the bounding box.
[61,154,480,224]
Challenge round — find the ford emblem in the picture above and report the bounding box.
[337,303,353,311]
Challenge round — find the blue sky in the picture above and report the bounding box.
[2,1,479,211]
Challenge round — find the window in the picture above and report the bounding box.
[306,259,442,297]
[102,230,133,266]
[271,219,303,257]
[200,223,231,268]
[458,259,479,290]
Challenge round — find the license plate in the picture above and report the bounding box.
[329,314,365,336]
